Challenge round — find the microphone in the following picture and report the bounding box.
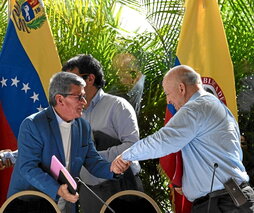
[210,163,218,193]
[207,163,218,213]
[75,177,115,213]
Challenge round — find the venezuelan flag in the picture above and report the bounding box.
[0,0,61,205]
[160,0,237,212]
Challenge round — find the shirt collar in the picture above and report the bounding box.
[189,89,208,102]
[86,88,105,112]
[52,107,74,125]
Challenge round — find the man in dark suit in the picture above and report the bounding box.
[7,72,125,212]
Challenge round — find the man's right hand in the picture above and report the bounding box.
[0,149,13,170]
[0,158,12,170]
[57,184,79,203]
[110,154,130,174]
[0,158,4,170]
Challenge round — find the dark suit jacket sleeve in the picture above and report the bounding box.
[17,117,60,200]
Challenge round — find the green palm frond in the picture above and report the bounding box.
[220,0,254,92]
[0,0,8,49]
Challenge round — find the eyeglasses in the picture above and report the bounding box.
[80,73,90,80]
[62,93,86,101]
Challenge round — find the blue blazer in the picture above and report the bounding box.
[8,106,113,201]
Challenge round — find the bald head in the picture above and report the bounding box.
[162,65,203,110]
[164,65,202,86]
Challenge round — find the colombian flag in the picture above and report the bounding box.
[0,0,61,205]
[160,0,237,212]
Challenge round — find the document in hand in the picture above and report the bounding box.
[50,155,77,195]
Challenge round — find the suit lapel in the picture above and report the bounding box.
[46,107,66,165]
[70,120,80,173]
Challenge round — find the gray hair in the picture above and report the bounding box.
[169,65,202,85]
[180,69,202,85]
[49,72,86,106]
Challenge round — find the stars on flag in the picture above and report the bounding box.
[1,77,7,87]
[11,76,20,87]
[30,92,39,103]
[21,83,31,93]
[0,75,46,112]
[37,104,44,111]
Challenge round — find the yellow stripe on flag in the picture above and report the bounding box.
[177,0,237,119]
[9,0,61,98]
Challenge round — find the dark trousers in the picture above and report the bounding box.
[192,185,254,213]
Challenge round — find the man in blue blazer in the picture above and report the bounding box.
[7,72,125,212]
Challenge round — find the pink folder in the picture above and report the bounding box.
[50,155,77,194]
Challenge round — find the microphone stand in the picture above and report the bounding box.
[75,177,115,213]
[207,163,218,213]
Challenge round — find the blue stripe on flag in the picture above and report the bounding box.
[174,56,181,66]
[0,20,48,138]
[167,104,177,115]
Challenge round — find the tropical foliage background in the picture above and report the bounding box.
[0,0,253,212]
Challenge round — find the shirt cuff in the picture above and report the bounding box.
[122,149,131,161]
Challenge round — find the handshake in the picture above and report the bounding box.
[110,154,130,174]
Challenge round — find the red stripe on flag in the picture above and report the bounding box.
[0,104,17,206]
